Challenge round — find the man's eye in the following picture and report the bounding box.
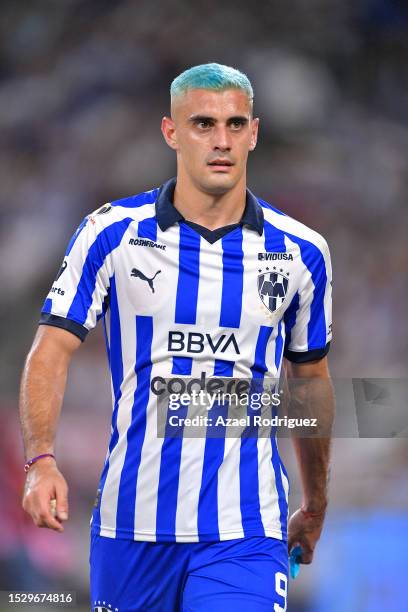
[230,120,244,130]
[197,121,211,129]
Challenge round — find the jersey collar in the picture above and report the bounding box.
[156,177,264,236]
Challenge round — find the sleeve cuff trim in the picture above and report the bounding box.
[39,313,89,342]
[284,342,330,363]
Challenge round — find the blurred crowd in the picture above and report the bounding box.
[0,1,407,610]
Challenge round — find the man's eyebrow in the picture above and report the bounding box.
[188,114,216,123]
[226,116,248,124]
[188,115,249,124]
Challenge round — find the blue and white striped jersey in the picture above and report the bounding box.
[40,178,332,543]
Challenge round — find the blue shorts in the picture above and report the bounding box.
[90,533,288,612]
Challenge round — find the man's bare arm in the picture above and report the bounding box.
[20,325,81,532]
[285,356,335,563]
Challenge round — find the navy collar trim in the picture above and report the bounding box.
[155,178,264,235]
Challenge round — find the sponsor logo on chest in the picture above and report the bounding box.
[129,238,166,250]
[168,331,240,355]
[258,252,293,261]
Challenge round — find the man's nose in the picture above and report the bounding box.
[212,125,231,151]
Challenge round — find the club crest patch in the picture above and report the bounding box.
[93,601,118,612]
[258,267,290,313]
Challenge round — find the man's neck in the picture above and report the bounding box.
[173,174,247,231]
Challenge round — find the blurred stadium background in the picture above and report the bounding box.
[0,0,407,610]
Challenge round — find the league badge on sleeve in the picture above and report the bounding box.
[55,259,67,281]
[95,203,112,215]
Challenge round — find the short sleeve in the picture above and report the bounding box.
[284,238,332,363]
[39,215,112,341]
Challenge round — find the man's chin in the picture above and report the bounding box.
[198,174,237,196]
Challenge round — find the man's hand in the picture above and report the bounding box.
[287,508,325,564]
[22,458,69,533]
[285,356,334,566]
[20,326,80,533]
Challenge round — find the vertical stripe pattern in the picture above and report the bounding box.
[39,187,330,543]
[116,316,153,534]
[239,325,274,536]
[67,218,132,325]
[175,225,200,324]
[219,229,244,328]
[94,275,123,532]
[286,234,327,348]
[156,223,201,539]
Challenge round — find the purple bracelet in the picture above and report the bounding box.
[24,453,55,473]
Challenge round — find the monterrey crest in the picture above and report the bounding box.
[258,267,290,313]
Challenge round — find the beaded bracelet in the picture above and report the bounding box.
[24,453,55,473]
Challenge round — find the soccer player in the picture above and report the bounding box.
[20,63,334,611]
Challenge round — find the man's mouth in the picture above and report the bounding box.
[207,159,234,170]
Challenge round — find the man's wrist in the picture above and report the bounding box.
[24,453,56,473]
[301,499,328,515]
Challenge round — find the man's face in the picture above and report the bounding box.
[161,88,259,195]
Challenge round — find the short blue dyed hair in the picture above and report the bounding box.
[171,63,253,103]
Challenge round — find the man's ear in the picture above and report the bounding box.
[249,117,259,151]
[161,116,178,150]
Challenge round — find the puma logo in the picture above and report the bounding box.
[131,268,161,293]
